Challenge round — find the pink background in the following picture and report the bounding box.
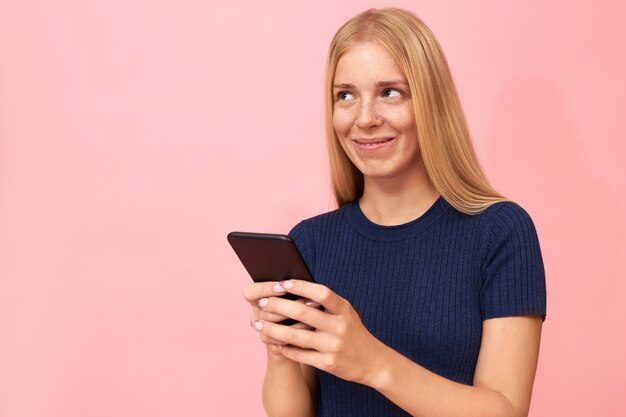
[1,0,625,416]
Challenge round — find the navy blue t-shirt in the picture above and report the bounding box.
[289,196,546,417]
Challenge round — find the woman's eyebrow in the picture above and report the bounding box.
[332,80,409,89]
[332,82,355,89]
[377,80,409,87]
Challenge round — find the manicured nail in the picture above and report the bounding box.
[252,320,264,331]
[280,280,294,289]
[273,283,286,293]
[305,300,321,308]
[258,298,268,307]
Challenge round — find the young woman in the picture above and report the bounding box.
[243,8,546,417]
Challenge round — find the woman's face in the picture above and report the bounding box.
[332,42,419,181]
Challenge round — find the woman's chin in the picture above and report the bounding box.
[360,168,399,180]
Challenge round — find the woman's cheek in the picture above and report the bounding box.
[384,106,413,130]
[403,111,416,130]
[332,111,349,136]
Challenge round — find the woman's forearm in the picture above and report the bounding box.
[262,348,315,417]
[366,345,518,417]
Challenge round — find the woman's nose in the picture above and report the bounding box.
[355,100,382,128]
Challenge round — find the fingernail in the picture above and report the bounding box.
[280,280,294,289]
[275,344,283,352]
[273,283,286,293]
[305,300,321,308]
[252,320,264,331]
[258,298,268,307]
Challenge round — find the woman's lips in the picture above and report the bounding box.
[352,137,395,152]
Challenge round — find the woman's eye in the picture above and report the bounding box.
[382,88,401,98]
[338,92,355,101]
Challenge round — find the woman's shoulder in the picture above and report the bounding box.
[474,200,543,266]
[478,200,539,235]
[287,206,348,274]
[289,204,350,235]
[440,198,538,239]
[477,199,546,321]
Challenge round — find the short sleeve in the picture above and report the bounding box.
[480,203,547,321]
[288,221,316,278]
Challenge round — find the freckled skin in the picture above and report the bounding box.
[332,42,421,182]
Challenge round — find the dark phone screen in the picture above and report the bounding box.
[227,232,315,302]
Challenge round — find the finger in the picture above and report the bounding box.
[259,333,287,346]
[304,299,323,308]
[251,320,287,346]
[278,345,324,369]
[255,297,315,323]
[291,321,314,331]
[257,309,290,323]
[257,321,328,351]
[242,281,286,302]
[260,296,334,332]
[268,344,285,355]
[278,280,345,314]
[257,311,317,328]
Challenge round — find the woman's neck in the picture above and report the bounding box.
[359,162,440,226]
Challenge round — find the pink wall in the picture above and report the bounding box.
[1,0,624,416]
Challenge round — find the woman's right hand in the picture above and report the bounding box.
[242,281,315,357]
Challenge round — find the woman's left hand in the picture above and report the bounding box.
[252,279,389,386]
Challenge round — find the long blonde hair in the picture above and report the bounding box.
[326,8,507,214]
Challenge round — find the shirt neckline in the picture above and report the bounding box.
[342,195,448,241]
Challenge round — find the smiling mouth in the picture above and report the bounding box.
[353,138,394,147]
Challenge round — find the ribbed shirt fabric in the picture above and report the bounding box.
[288,195,547,417]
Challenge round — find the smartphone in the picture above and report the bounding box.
[227,231,316,325]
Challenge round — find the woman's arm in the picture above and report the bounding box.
[261,347,317,417]
[243,282,317,417]
[370,316,542,417]
[256,280,542,417]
